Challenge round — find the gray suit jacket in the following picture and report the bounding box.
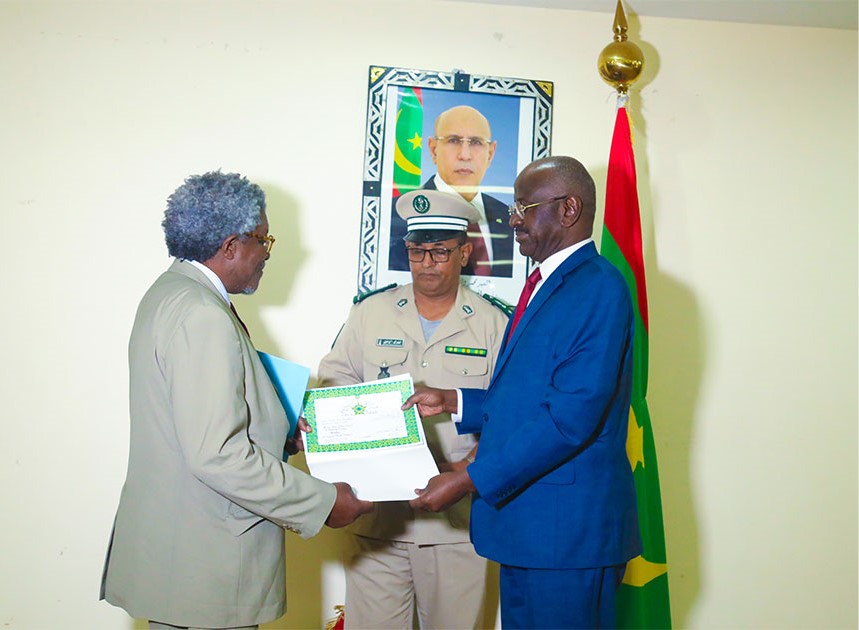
[101,260,336,627]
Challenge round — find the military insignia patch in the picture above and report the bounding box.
[412,194,430,214]
[353,282,397,304]
[462,305,474,315]
[444,346,487,357]
[480,293,514,317]
[397,298,408,308]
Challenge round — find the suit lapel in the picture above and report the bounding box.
[483,194,510,242]
[491,242,598,382]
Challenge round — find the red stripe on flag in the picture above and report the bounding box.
[604,107,649,332]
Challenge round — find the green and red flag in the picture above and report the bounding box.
[392,87,423,196]
[601,103,672,629]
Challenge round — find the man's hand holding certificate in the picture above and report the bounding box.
[301,374,439,501]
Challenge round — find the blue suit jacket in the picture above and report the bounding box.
[388,177,514,277]
[458,241,641,569]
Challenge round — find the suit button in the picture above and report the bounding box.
[482,414,488,423]
[421,361,428,368]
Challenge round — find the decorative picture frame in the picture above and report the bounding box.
[358,65,554,304]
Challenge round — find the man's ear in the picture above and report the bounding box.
[220,234,240,260]
[459,241,473,266]
[427,136,440,166]
[560,196,582,227]
[486,140,497,165]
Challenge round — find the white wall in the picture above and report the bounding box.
[1,1,855,628]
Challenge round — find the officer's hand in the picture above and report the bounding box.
[325,482,374,528]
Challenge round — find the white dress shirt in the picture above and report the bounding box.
[432,174,494,263]
[186,259,230,304]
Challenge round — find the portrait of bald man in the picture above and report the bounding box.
[389,105,515,278]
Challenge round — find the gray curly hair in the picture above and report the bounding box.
[162,171,266,262]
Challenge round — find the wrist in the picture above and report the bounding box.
[444,389,459,414]
[459,468,476,493]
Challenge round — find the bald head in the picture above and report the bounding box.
[433,105,492,137]
[518,156,596,230]
[428,105,497,201]
[510,156,596,262]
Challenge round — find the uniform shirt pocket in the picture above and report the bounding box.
[363,346,409,378]
[442,353,489,378]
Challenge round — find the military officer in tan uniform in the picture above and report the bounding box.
[317,189,510,630]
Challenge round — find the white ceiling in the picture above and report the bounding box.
[456,0,858,30]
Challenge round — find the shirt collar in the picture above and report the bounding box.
[534,238,593,284]
[185,259,230,304]
[432,174,487,219]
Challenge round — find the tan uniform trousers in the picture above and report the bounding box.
[344,535,487,630]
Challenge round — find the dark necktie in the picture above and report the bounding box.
[230,302,251,339]
[466,222,491,276]
[507,267,542,342]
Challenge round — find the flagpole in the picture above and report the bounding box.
[598,3,673,628]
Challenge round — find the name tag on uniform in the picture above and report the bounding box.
[444,346,487,357]
[377,338,404,347]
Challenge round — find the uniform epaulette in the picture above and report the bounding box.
[480,293,514,317]
[353,282,398,304]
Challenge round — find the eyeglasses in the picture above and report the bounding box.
[434,135,492,149]
[405,245,462,264]
[507,195,571,220]
[244,232,276,254]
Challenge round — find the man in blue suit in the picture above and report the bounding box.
[406,155,641,629]
[389,105,514,277]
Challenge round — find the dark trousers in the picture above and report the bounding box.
[499,564,626,629]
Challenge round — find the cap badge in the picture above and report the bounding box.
[412,194,431,214]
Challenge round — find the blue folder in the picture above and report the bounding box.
[257,351,311,442]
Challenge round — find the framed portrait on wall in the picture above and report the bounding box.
[358,65,553,304]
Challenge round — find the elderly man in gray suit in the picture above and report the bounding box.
[100,171,373,630]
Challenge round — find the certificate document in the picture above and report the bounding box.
[302,374,439,501]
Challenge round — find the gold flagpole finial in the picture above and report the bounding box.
[598,0,644,95]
